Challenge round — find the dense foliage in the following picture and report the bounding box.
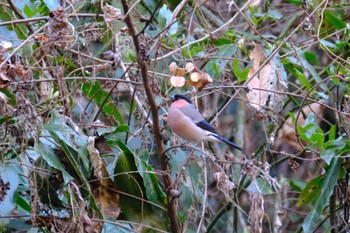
[0,0,350,232]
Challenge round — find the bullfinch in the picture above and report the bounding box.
[167,94,242,151]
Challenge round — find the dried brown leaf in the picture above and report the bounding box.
[248,193,264,233]
[0,73,10,90]
[44,7,74,49]
[88,137,104,180]
[102,50,121,68]
[247,45,287,119]
[102,4,122,22]
[0,92,8,113]
[34,34,49,42]
[247,45,269,111]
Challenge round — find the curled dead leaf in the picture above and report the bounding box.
[13,63,28,80]
[102,50,121,68]
[0,73,10,90]
[34,34,49,42]
[120,26,129,33]
[102,4,122,22]
[247,44,287,119]
[45,7,75,49]
[88,137,104,180]
[0,92,8,114]
[0,92,8,104]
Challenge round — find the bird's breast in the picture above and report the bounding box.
[167,106,205,142]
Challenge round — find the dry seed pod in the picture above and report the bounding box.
[169,62,186,76]
[190,72,201,82]
[169,62,178,76]
[185,62,195,72]
[170,76,186,87]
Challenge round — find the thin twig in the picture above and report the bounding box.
[120,0,180,232]
[0,13,104,27]
[120,61,153,127]
[215,0,328,119]
[0,22,48,70]
[154,0,253,61]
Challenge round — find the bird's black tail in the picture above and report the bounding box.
[210,134,242,151]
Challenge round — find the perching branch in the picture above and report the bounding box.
[120,1,180,232]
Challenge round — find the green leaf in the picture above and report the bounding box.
[303,158,341,232]
[294,68,311,90]
[328,125,336,141]
[304,51,319,65]
[35,142,74,183]
[214,38,233,46]
[35,172,64,208]
[324,10,346,30]
[23,4,34,18]
[95,124,128,136]
[321,136,345,164]
[267,9,283,20]
[82,82,124,123]
[143,0,162,10]
[284,0,301,5]
[320,39,336,49]
[48,131,103,218]
[0,5,28,40]
[45,120,90,174]
[232,58,253,82]
[289,179,306,192]
[297,176,322,207]
[298,113,324,149]
[0,89,16,106]
[0,116,15,125]
[5,219,33,232]
[14,192,31,212]
[134,150,167,205]
[247,177,274,195]
[205,44,238,78]
[286,47,327,90]
[114,141,154,221]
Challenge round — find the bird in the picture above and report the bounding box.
[167,94,242,151]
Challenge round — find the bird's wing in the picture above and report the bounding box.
[177,104,204,122]
[178,104,218,134]
[179,104,217,133]
[195,120,218,134]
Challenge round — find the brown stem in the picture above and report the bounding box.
[120,1,180,232]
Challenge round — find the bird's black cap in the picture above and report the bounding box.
[171,94,193,104]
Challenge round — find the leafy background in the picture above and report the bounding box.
[0,0,349,232]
